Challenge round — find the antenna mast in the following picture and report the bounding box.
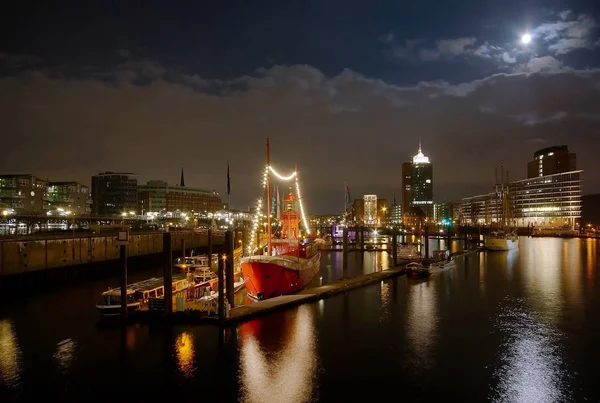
[266,138,272,256]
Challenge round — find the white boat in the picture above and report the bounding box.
[406,261,427,276]
[486,167,519,251]
[96,273,191,317]
[485,231,519,251]
[194,279,246,314]
[406,259,455,277]
[174,255,211,273]
[397,245,421,263]
[95,289,141,316]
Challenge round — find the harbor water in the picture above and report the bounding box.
[1,237,599,402]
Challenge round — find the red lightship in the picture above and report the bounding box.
[241,139,321,300]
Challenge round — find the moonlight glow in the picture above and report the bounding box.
[521,33,532,44]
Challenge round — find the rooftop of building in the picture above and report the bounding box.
[138,180,216,195]
[412,141,431,164]
[48,181,88,186]
[0,174,39,178]
[94,172,137,177]
[533,145,570,159]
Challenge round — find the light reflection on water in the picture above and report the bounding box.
[406,280,438,370]
[175,332,196,379]
[0,319,22,389]
[380,281,391,322]
[492,298,568,403]
[238,305,317,403]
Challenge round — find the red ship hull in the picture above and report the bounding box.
[241,252,321,300]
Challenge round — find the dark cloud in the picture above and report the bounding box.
[1,59,599,213]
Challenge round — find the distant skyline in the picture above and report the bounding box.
[2,1,599,213]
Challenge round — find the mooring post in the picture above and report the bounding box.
[360,226,365,252]
[163,232,173,315]
[392,227,398,266]
[342,225,349,278]
[119,244,128,319]
[424,225,430,259]
[207,228,213,269]
[447,224,452,252]
[225,230,234,308]
[218,251,226,324]
[181,237,185,261]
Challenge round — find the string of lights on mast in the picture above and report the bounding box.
[247,164,311,254]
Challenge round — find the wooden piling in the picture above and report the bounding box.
[207,229,213,269]
[163,232,173,316]
[392,228,398,266]
[342,225,349,277]
[218,251,225,324]
[120,244,128,319]
[424,225,430,258]
[225,230,234,307]
[360,226,365,252]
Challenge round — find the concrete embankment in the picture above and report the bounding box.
[0,230,224,277]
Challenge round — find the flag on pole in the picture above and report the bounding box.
[227,160,231,195]
[345,182,351,204]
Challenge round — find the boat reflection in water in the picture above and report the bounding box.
[238,305,317,403]
[175,332,196,379]
[54,338,78,376]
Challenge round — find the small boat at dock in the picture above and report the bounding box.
[174,254,211,273]
[397,245,421,264]
[406,258,455,277]
[96,273,190,317]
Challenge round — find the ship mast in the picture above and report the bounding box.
[266,138,272,256]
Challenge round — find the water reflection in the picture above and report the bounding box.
[238,305,317,403]
[380,281,391,322]
[492,298,567,402]
[406,280,438,369]
[175,332,196,379]
[54,338,77,375]
[0,319,22,389]
[522,238,565,324]
[585,238,596,281]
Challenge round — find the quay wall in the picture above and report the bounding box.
[0,231,225,276]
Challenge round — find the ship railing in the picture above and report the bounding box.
[244,253,319,272]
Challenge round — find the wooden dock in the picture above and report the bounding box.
[118,247,483,327]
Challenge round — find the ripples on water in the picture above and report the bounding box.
[53,338,77,375]
[491,297,569,403]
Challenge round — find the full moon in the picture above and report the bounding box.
[521,33,532,44]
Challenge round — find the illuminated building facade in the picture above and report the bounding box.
[390,204,402,225]
[460,146,582,229]
[0,174,48,214]
[363,195,378,225]
[137,180,222,215]
[511,171,582,228]
[91,172,138,216]
[47,182,92,215]
[402,142,434,221]
[459,193,502,225]
[348,196,388,226]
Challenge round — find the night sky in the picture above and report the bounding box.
[2,0,599,213]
